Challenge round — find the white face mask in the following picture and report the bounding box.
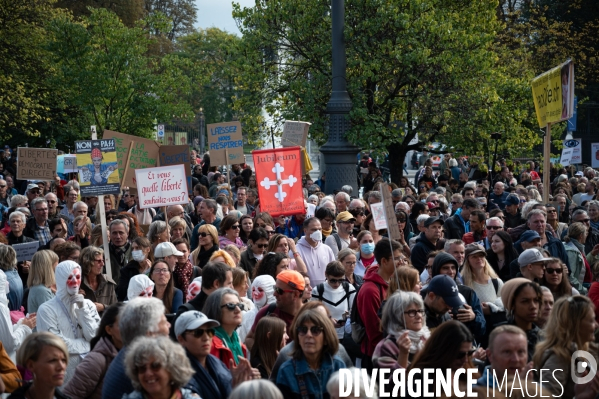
[66,270,81,295]
[131,250,146,262]
[309,230,322,242]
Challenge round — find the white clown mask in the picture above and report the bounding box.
[186,277,202,302]
[251,275,276,309]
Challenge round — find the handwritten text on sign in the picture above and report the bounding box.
[135,164,188,209]
[13,241,40,262]
[17,148,58,180]
[207,121,244,166]
[281,121,311,147]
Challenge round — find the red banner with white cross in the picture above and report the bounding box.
[252,146,304,217]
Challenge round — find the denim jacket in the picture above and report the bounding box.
[276,353,345,399]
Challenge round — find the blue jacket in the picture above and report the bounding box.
[276,353,345,399]
[102,348,133,399]
[184,351,232,399]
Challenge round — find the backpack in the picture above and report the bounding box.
[331,233,342,251]
[350,282,382,344]
[315,281,354,309]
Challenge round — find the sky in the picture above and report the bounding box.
[195,0,255,36]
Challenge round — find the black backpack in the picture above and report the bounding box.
[350,282,383,344]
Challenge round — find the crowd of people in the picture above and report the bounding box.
[0,145,598,398]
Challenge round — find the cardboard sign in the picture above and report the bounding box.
[16,148,58,181]
[561,138,582,166]
[13,241,40,262]
[281,121,311,147]
[252,147,303,217]
[159,145,192,194]
[380,183,401,241]
[531,60,574,128]
[207,121,244,166]
[102,130,159,186]
[75,139,121,196]
[135,164,189,209]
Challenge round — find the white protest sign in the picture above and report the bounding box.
[281,121,311,147]
[561,138,582,166]
[135,164,188,209]
[13,241,40,262]
[370,202,388,230]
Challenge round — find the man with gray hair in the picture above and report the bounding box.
[570,208,599,254]
[24,197,51,245]
[391,188,403,208]
[482,216,504,250]
[67,201,89,237]
[525,209,570,271]
[395,201,410,214]
[368,191,382,205]
[102,297,171,399]
[45,192,59,219]
[10,194,27,209]
[109,219,132,281]
[409,214,430,249]
[334,191,350,213]
[340,185,353,196]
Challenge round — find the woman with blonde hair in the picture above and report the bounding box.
[27,250,58,313]
[169,216,189,242]
[209,249,237,268]
[387,267,422,296]
[190,224,219,268]
[224,244,241,266]
[533,296,597,398]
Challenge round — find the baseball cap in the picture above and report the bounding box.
[276,270,305,291]
[464,243,486,260]
[518,248,552,268]
[174,311,219,337]
[518,230,541,243]
[427,275,464,309]
[424,216,444,227]
[154,242,184,258]
[26,183,40,192]
[505,195,520,206]
[336,211,356,223]
[576,171,584,177]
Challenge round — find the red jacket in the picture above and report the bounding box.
[210,335,248,369]
[589,282,599,323]
[357,265,389,357]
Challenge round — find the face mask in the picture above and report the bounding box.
[252,286,267,308]
[139,286,153,298]
[361,243,375,255]
[309,230,322,242]
[66,270,81,295]
[187,281,202,302]
[131,250,146,262]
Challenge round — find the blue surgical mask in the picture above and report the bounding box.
[361,243,375,255]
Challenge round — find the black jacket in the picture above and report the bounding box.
[8,384,71,399]
[410,232,437,273]
[116,260,142,301]
[443,213,466,240]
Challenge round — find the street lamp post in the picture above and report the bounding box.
[319,0,360,195]
[199,108,205,155]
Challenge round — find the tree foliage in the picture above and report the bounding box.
[45,7,194,141]
[233,0,540,181]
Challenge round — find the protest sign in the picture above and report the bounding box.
[16,148,58,181]
[57,155,77,176]
[281,121,311,147]
[560,138,582,167]
[381,183,401,241]
[135,164,188,209]
[531,60,574,128]
[13,241,40,262]
[102,130,159,186]
[160,145,192,194]
[370,203,387,230]
[207,121,244,166]
[593,143,599,169]
[253,147,303,217]
[75,139,120,196]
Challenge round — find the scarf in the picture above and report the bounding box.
[196,244,218,268]
[174,260,193,294]
[110,242,130,266]
[215,326,244,365]
[394,327,431,354]
[322,226,333,238]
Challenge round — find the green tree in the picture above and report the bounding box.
[54,0,144,27]
[45,7,194,140]
[233,0,539,181]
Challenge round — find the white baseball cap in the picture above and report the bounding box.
[154,242,183,258]
[174,311,219,337]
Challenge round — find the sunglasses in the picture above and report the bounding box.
[328,278,346,284]
[230,225,240,229]
[221,302,245,311]
[274,287,299,295]
[486,226,502,230]
[545,267,563,274]
[137,361,162,374]
[199,232,210,238]
[0,185,6,188]
[254,243,268,249]
[456,349,476,359]
[297,325,324,336]
[267,230,275,235]
[186,328,215,338]
[580,218,591,223]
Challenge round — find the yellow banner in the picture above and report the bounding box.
[531,60,574,128]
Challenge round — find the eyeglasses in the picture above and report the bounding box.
[456,350,476,360]
[404,309,425,318]
[137,361,162,374]
[230,225,240,230]
[579,218,591,223]
[430,200,439,203]
[486,225,502,230]
[328,278,346,284]
[451,201,461,205]
[545,267,563,274]
[153,268,170,274]
[274,287,299,295]
[221,302,245,311]
[186,328,215,338]
[297,325,324,336]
